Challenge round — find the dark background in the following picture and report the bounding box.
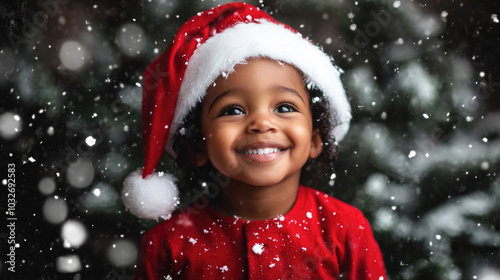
[1,0,499,279]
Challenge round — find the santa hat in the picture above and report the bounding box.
[122,2,351,220]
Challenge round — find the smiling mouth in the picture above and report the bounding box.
[241,148,283,155]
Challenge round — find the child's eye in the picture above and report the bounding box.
[274,102,298,113]
[219,105,245,116]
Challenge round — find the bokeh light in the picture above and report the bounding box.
[66,159,95,189]
[61,220,88,249]
[38,177,56,195]
[59,41,88,70]
[116,23,146,57]
[56,255,82,273]
[99,152,128,179]
[106,239,138,267]
[42,197,68,225]
[0,112,22,140]
[78,182,120,213]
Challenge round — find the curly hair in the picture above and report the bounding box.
[171,83,339,197]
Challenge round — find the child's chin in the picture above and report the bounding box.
[238,177,286,187]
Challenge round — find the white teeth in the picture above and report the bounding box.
[243,148,280,155]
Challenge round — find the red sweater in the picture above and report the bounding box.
[134,185,386,279]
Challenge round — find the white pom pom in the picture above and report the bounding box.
[122,168,179,220]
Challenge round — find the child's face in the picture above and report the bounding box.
[198,58,322,187]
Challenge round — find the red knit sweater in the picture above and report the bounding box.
[134,185,386,279]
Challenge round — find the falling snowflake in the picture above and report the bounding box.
[252,243,264,255]
[85,136,97,146]
[492,14,499,23]
[408,150,416,158]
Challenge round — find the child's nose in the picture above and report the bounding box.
[246,111,278,134]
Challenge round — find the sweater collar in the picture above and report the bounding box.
[205,185,307,225]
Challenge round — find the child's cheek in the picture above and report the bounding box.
[222,161,244,177]
[205,126,243,177]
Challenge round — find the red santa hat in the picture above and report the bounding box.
[122,2,351,220]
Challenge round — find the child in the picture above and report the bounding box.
[122,2,386,279]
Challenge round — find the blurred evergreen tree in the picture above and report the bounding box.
[0,0,498,279]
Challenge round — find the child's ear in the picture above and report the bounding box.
[309,129,323,159]
[188,140,208,167]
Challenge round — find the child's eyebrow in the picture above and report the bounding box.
[207,89,241,112]
[274,85,306,105]
[207,85,307,112]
